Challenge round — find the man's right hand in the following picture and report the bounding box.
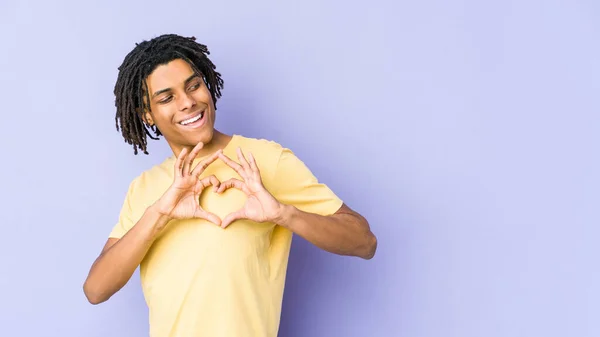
[153,142,222,226]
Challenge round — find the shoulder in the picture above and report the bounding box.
[139,156,173,185]
[233,134,287,167]
[124,157,174,204]
[234,134,285,154]
[233,134,313,170]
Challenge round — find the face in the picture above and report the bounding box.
[144,58,216,154]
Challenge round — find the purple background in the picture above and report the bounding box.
[1,0,599,336]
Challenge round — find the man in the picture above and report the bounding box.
[83,33,377,337]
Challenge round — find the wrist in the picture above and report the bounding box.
[273,203,298,229]
[134,204,174,239]
[148,198,173,220]
[148,201,175,223]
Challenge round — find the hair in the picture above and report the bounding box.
[113,34,224,155]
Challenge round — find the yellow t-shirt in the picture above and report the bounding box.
[109,135,343,337]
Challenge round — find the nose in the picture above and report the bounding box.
[178,92,197,111]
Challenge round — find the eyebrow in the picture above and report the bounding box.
[151,74,200,99]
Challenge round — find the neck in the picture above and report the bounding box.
[172,130,233,160]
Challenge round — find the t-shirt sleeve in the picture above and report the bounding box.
[108,179,138,239]
[270,148,343,216]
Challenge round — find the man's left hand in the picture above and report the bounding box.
[216,148,284,228]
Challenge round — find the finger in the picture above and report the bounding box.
[247,152,260,174]
[236,147,251,172]
[191,149,222,178]
[182,142,205,176]
[217,178,250,194]
[182,149,193,176]
[175,147,189,178]
[218,153,246,178]
[195,208,221,226]
[221,209,245,228]
[198,175,221,192]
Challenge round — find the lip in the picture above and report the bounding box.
[178,109,205,124]
[178,108,207,129]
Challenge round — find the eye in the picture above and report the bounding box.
[158,95,173,104]
[188,82,201,91]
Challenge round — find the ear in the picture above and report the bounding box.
[144,112,154,126]
[138,108,154,126]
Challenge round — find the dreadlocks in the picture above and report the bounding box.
[113,34,224,155]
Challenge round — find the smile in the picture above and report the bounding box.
[179,110,205,125]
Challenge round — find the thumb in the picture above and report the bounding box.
[221,209,245,229]
[195,209,222,226]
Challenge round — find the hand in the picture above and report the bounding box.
[154,142,222,225]
[216,148,283,228]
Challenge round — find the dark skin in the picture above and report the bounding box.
[83,58,377,305]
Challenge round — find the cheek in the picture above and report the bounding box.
[196,87,214,105]
[149,106,175,128]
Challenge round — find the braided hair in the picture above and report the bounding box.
[113,34,224,154]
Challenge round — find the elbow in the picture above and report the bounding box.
[83,282,108,305]
[359,232,378,260]
[86,297,104,305]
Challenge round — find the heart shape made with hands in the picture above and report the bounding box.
[174,144,283,229]
[210,147,283,228]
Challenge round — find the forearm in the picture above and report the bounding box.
[275,204,377,259]
[83,205,171,304]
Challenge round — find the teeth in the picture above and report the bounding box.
[180,112,203,125]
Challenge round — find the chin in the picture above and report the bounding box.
[188,128,214,145]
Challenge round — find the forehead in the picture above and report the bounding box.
[146,59,196,92]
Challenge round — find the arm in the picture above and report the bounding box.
[217,148,377,260]
[275,203,377,259]
[83,206,170,304]
[83,143,223,304]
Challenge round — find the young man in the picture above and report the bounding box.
[83,33,377,337]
